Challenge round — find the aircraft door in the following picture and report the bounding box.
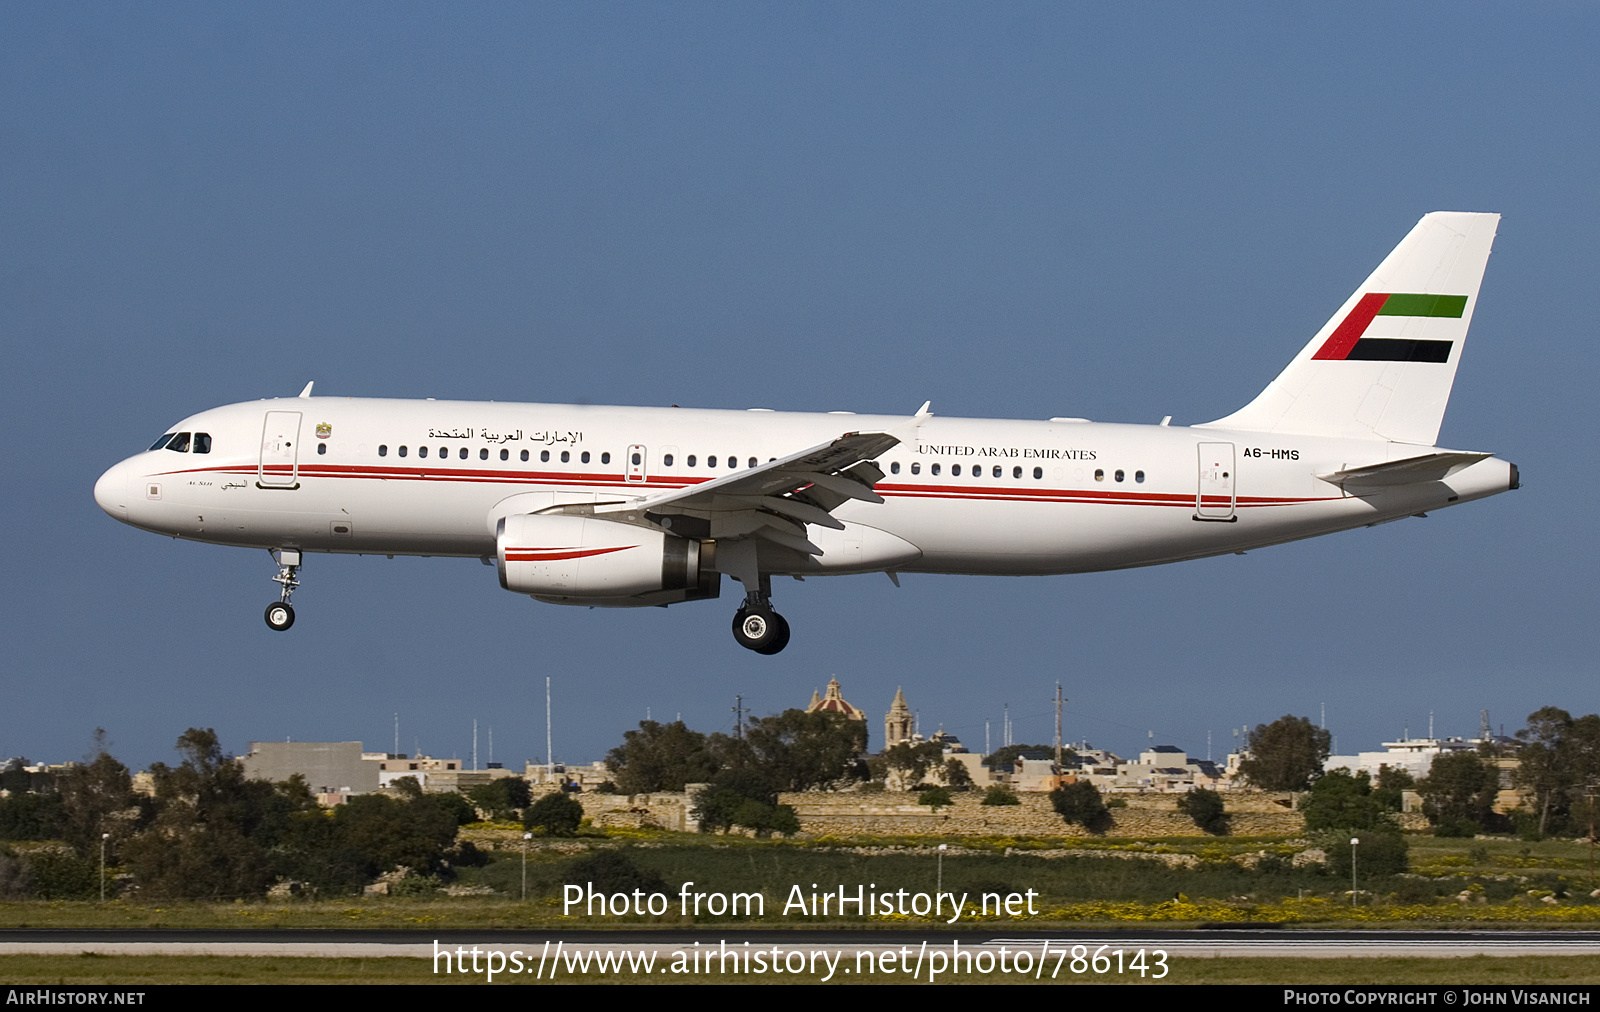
[1195,442,1236,521]
[259,411,303,489]
[626,444,647,483]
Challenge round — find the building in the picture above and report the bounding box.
[243,741,378,796]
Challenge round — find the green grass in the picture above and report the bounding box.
[5,830,1600,931]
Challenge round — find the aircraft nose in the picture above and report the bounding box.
[94,460,130,520]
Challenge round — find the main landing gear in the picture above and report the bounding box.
[732,590,790,655]
[265,549,300,632]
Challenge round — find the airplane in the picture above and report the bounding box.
[94,212,1516,654]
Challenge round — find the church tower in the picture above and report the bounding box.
[884,686,913,748]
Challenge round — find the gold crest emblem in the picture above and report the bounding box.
[315,422,332,439]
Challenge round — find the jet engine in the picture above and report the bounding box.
[496,512,717,607]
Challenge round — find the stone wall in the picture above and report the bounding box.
[549,789,1309,838]
[784,792,1305,837]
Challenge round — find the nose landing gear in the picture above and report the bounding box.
[265,549,300,631]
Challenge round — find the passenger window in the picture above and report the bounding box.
[560,451,570,463]
[378,445,388,457]
[1094,468,1103,481]
[419,446,428,458]
[890,462,900,474]
[480,448,489,460]
[910,462,920,475]
[708,456,718,468]
[520,449,529,462]
[581,451,591,464]
[437,446,446,458]
[631,452,642,466]
[601,452,611,465]
[459,447,468,460]
[1012,466,1021,478]
[1135,470,1145,483]
[1115,469,1124,482]
[317,443,327,455]
[166,432,191,452]
[953,464,962,476]
[931,463,941,476]
[1033,466,1042,479]
[500,448,508,461]
[688,455,697,467]
[748,457,757,468]
[193,433,211,454]
[399,446,408,457]
[541,450,550,462]
[992,466,1001,478]
[663,454,674,467]
[148,433,175,451]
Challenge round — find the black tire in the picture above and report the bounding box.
[732,607,789,654]
[265,602,295,631]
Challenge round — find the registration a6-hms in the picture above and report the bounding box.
[95,213,1517,654]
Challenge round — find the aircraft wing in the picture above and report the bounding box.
[1317,450,1492,491]
[601,429,903,556]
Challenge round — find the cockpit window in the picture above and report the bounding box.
[165,432,192,453]
[148,433,175,451]
[193,433,211,454]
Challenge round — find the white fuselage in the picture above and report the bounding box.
[93,396,1516,581]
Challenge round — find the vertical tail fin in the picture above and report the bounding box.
[1201,212,1499,445]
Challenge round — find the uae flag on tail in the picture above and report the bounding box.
[1312,292,1466,363]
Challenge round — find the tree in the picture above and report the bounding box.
[741,710,867,791]
[53,731,141,861]
[918,786,953,811]
[1238,716,1331,792]
[468,777,533,821]
[604,721,719,794]
[873,741,946,790]
[1515,707,1572,837]
[982,744,1060,771]
[944,759,974,791]
[1300,770,1396,833]
[1177,788,1227,834]
[1371,765,1415,812]
[1049,781,1110,832]
[524,792,584,836]
[1417,751,1500,835]
[691,768,799,837]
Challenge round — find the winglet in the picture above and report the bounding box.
[297,381,315,399]
[888,401,932,444]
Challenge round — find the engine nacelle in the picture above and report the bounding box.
[496,513,713,605]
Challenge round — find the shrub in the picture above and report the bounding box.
[524,793,584,837]
[1322,829,1408,878]
[564,849,669,897]
[981,786,1020,806]
[1178,788,1228,834]
[918,787,953,811]
[1050,781,1111,833]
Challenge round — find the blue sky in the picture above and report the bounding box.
[3,3,1595,771]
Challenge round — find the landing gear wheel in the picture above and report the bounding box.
[264,602,295,631]
[732,607,790,654]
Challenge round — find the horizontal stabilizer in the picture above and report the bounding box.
[1317,451,1491,490]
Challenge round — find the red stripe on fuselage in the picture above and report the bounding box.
[155,463,1336,508]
